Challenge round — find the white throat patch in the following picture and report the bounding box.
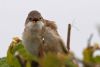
[26,21,44,30]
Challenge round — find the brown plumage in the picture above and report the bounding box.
[43,20,68,54]
[22,10,68,57]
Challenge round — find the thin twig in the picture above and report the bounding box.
[67,24,71,52]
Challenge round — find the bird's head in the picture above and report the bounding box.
[25,10,44,32]
[26,10,43,23]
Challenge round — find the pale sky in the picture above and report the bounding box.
[0,0,100,58]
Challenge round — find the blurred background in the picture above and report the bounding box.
[0,0,100,59]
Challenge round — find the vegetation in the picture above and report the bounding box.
[0,24,100,67]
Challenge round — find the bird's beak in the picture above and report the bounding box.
[33,18,39,22]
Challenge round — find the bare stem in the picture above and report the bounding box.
[67,24,71,52]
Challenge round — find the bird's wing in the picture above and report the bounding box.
[58,38,68,54]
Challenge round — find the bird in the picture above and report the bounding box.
[22,10,68,57]
[22,10,45,57]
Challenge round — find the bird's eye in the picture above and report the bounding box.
[29,18,32,21]
[39,17,42,20]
